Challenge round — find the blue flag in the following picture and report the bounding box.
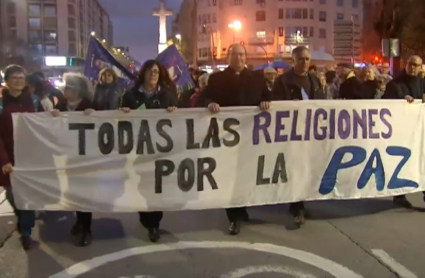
[84,37,135,89]
[156,44,195,94]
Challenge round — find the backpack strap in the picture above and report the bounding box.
[30,93,39,112]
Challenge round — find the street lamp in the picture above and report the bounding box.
[175,34,181,40]
[228,20,242,42]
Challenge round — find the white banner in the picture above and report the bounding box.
[11,100,425,212]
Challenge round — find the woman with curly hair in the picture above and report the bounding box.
[120,59,177,243]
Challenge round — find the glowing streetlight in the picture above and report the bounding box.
[90,31,95,36]
[175,34,181,40]
[228,20,242,30]
[102,39,106,43]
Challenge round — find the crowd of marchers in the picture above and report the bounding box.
[0,44,423,251]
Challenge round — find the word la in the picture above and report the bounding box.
[256,153,288,185]
[319,146,418,195]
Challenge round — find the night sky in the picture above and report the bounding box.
[99,0,183,62]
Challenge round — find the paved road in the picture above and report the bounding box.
[0,193,424,278]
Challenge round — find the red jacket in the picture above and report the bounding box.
[0,89,43,187]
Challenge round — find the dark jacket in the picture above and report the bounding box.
[44,81,65,108]
[339,72,363,99]
[361,80,380,99]
[272,69,324,100]
[120,85,177,110]
[92,82,121,111]
[56,97,93,112]
[382,70,425,99]
[0,89,43,187]
[200,67,271,107]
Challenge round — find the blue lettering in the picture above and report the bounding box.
[319,146,366,195]
[386,146,418,189]
[357,149,385,191]
[319,146,418,195]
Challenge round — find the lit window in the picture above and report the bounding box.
[256,31,266,38]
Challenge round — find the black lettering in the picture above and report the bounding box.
[272,153,288,183]
[256,155,270,185]
[177,158,195,192]
[136,120,154,155]
[156,119,173,153]
[202,117,221,148]
[197,157,217,191]
[69,123,95,155]
[155,160,175,193]
[223,118,240,147]
[186,119,200,149]
[98,123,114,155]
[118,121,133,154]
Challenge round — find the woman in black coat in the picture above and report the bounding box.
[120,59,177,243]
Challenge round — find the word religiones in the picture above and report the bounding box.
[253,108,392,144]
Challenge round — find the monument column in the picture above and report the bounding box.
[153,0,173,54]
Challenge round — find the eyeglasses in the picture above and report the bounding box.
[10,76,25,81]
[148,69,160,75]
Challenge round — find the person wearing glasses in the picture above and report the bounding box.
[0,64,43,250]
[120,59,177,243]
[382,55,425,209]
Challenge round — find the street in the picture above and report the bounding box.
[0,192,424,278]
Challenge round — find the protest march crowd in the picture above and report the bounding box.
[0,43,424,251]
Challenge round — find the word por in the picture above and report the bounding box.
[155,157,218,194]
[253,108,392,144]
[319,146,418,194]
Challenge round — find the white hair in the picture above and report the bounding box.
[63,72,94,101]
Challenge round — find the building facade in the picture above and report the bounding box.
[0,0,113,72]
[175,0,363,66]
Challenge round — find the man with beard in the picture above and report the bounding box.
[382,55,425,208]
[271,46,324,227]
[201,43,271,235]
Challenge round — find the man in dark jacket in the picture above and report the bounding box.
[382,55,425,208]
[336,63,363,99]
[201,43,271,235]
[0,65,42,250]
[272,46,324,227]
[273,47,324,101]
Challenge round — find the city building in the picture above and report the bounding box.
[175,0,363,66]
[0,0,113,74]
[172,0,197,64]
